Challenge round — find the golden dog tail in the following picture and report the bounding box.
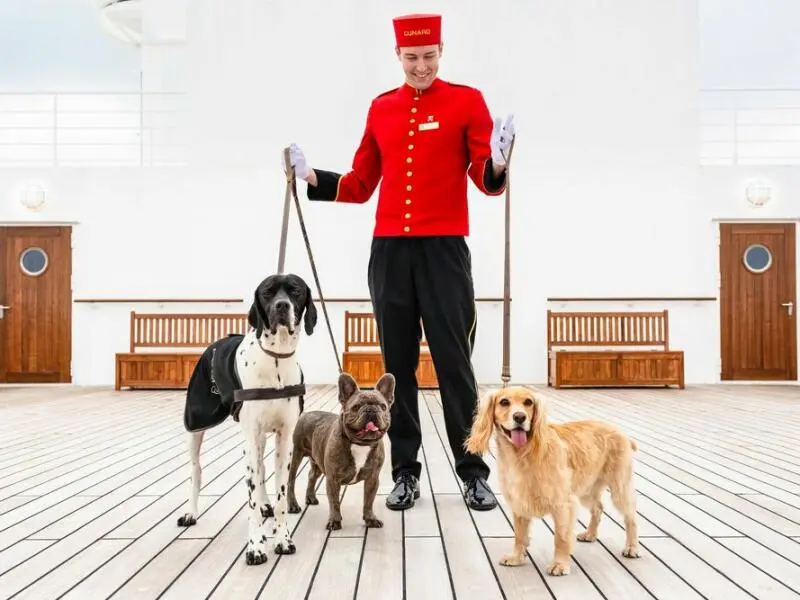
[630,439,639,452]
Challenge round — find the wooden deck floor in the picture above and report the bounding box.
[0,383,798,599]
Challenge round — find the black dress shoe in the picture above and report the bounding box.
[385,473,420,511]
[464,476,497,511]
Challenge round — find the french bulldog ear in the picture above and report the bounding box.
[374,372,396,406]
[303,283,317,335]
[338,372,359,404]
[247,289,269,338]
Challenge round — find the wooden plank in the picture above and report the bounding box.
[12,539,130,600]
[404,537,454,599]
[307,537,363,599]
[110,539,209,599]
[353,494,403,600]
[640,537,755,600]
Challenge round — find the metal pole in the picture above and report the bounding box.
[277,146,293,274]
[501,136,515,387]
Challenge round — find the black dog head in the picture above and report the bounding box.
[247,273,317,338]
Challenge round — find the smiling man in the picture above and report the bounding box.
[287,13,515,512]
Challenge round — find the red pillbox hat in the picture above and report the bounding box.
[392,13,442,47]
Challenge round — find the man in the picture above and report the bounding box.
[286,13,515,512]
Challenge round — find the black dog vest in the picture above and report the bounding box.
[183,334,305,432]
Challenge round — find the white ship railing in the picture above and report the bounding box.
[700,88,800,166]
[0,91,184,167]
[1,88,799,167]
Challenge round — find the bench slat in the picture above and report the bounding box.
[130,312,250,349]
[548,310,669,349]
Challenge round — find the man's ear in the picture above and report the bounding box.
[247,290,269,337]
[303,284,317,335]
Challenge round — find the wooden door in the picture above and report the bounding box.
[0,226,72,383]
[719,223,796,380]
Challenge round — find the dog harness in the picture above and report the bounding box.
[183,333,305,432]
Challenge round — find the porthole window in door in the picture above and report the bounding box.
[742,243,772,274]
[19,247,49,277]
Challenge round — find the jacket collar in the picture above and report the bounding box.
[399,77,444,98]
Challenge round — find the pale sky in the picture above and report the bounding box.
[0,0,798,91]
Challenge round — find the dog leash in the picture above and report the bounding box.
[500,136,515,389]
[279,147,343,374]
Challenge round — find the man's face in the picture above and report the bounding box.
[396,43,443,90]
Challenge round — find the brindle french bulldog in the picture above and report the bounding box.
[286,371,395,530]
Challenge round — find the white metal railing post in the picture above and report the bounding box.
[53,94,59,167]
[139,84,145,166]
[732,104,738,165]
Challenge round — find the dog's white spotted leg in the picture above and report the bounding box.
[177,431,204,527]
[243,428,271,566]
[273,417,297,555]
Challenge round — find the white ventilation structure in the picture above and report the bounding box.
[94,0,142,46]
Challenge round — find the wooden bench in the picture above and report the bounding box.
[546,309,684,389]
[342,311,438,389]
[115,312,249,390]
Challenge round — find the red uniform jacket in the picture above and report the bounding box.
[307,78,506,237]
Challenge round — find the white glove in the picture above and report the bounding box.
[283,143,311,180]
[490,114,515,166]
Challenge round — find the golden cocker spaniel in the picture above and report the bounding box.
[465,386,641,576]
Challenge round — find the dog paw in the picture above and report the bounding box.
[306,495,319,506]
[364,517,383,528]
[177,513,196,527]
[274,539,296,555]
[546,561,570,576]
[577,531,597,543]
[245,548,268,566]
[499,553,524,567]
[288,499,302,514]
[622,545,641,559]
[326,519,342,531]
[245,537,269,566]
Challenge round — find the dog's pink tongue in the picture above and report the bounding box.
[510,429,527,448]
[364,422,379,432]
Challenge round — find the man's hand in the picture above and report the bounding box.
[490,114,515,171]
[284,143,316,185]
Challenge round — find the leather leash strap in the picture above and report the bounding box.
[279,147,343,374]
[501,136,515,388]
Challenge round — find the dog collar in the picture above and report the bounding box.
[257,337,295,359]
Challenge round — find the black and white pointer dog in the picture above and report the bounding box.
[177,273,317,566]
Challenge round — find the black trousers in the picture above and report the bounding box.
[367,235,490,483]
